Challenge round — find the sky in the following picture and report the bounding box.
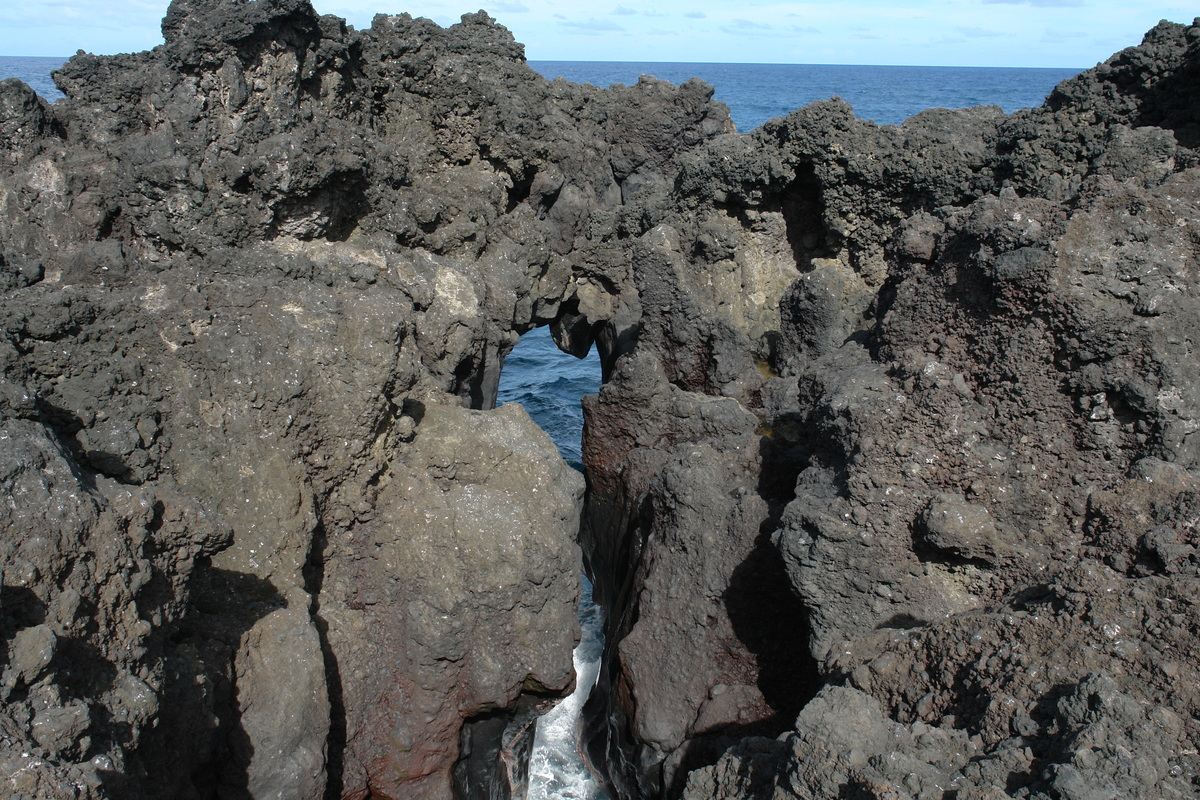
[0,0,1195,68]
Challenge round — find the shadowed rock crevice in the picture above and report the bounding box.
[301,522,347,800]
[266,170,370,242]
[451,689,559,800]
[178,569,290,798]
[723,537,820,707]
[776,163,833,273]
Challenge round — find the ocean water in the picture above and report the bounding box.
[530,61,1081,131]
[0,53,1080,800]
[0,56,67,101]
[497,330,598,472]
[523,574,608,800]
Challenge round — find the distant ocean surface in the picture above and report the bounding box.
[0,56,67,101]
[531,61,1081,131]
[0,54,1081,466]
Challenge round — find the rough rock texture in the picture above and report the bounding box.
[0,2,729,797]
[583,17,1200,800]
[3,2,1200,799]
[320,401,584,800]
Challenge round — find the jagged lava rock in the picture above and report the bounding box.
[659,17,1200,800]
[4,1,1200,799]
[0,0,730,798]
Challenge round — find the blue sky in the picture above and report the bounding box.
[1,0,1194,67]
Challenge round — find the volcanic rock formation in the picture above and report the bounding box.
[1,1,1199,799]
[0,2,729,796]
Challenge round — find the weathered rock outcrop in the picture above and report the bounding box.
[0,2,729,797]
[3,2,1200,799]
[575,17,1200,800]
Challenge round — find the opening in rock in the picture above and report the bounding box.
[778,162,834,273]
[524,573,610,800]
[497,326,602,472]
[497,325,610,800]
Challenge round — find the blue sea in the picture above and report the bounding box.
[531,61,1080,131]
[0,53,1079,800]
[0,56,67,102]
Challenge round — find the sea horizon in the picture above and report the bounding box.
[1,55,1081,131]
[0,54,1084,70]
[534,58,1085,70]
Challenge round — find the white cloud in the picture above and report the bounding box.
[956,26,1004,37]
[560,17,627,33]
[983,0,1084,5]
[720,18,820,37]
[489,1,531,13]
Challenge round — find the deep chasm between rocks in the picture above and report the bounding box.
[2,1,1200,798]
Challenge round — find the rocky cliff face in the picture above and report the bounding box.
[1,2,1199,799]
[0,2,728,797]
[584,19,1200,800]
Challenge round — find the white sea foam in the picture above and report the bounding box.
[525,576,610,800]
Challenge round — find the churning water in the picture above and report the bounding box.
[524,575,609,800]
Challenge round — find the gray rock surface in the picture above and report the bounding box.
[0,1,725,796]
[318,401,584,798]
[2,2,1200,799]
[646,18,1200,800]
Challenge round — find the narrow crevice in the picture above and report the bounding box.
[495,323,607,798]
[302,520,346,800]
[452,697,547,800]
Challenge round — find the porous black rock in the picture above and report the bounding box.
[0,2,729,797]
[2,3,1200,799]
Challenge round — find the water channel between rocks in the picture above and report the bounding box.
[495,326,609,800]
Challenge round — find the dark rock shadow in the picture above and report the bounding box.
[578,491,659,800]
[725,534,821,721]
[778,161,834,274]
[702,536,820,800]
[0,585,49,700]
[663,437,822,798]
[303,521,347,800]
[33,401,102,490]
[1135,53,1200,148]
[135,564,287,799]
[266,171,369,243]
[452,691,550,800]
[0,584,47,633]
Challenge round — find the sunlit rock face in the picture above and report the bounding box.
[3,1,1200,798]
[579,17,1200,800]
[0,1,730,796]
